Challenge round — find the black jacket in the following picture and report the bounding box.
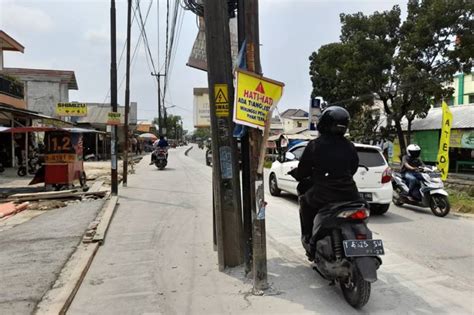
[296,134,360,205]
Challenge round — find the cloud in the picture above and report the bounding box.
[84,28,126,46]
[1,2,54,33]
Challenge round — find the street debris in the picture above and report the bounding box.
[0,202,29,218]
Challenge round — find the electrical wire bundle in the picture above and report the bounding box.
[183,0,238,17]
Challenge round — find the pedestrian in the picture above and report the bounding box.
[131,137,137,154]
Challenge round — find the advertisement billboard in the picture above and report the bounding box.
[193,88,210,128]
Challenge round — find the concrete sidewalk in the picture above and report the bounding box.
[0,198,105,314]
[69,148,278,315]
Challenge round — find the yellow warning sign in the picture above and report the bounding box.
[214,84,229,117]
[56,103,87,117]
[234,69,284,129]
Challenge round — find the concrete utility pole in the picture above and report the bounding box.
[163,105,175,136]
[244,0,268,291]
[151,72,166,135]
[123,0,132,187]
[110,0,119,195]
[203,0,244,270]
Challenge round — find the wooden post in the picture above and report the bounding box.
[95,133,99,159]
[122,0,132,187]
[238,0,254,277]
[110,0,119,195]
[203,0,244,270]
[245,0,268,291]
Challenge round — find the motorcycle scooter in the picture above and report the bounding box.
[153,148,168,170]
[392,166,450,217]
[289,167,384,309]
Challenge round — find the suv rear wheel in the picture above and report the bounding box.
[370,203,390,215]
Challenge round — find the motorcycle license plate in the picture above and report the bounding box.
[343,239,384,257]
[157,156,166,160]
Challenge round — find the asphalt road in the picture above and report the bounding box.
[0,199,105,314]
[187,145,474,314]
[70,146,473,314]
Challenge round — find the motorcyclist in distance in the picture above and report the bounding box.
[150,135,169,165]
[401,144,425,201]
[293,106,361,258]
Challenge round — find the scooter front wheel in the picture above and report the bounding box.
[17,166,27,177]
[340,266,371,309]
[430,194,450,217]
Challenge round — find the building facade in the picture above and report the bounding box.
[2,67,78,118]
[280,109,309,133]
[444,73,474,106]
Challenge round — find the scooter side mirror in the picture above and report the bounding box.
[285,152,296,161]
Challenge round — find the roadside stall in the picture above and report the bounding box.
[0,127,98,190]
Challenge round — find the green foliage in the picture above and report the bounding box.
[309,0,473,153]
[349,106,382,143]
[152,114,184,139]
[193,127,211,140]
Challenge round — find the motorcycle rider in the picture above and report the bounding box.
[294,106,360,257]
[401,144,425,201]
[150,135,169,165]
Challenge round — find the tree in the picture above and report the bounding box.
[152,114,184,140]
[309,0,473,153]
[349,106,383,143]
[193,127,211,140]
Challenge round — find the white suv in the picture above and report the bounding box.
[268,142,393,215]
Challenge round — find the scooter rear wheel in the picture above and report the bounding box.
[340,266,371,309]
[392,190,404,206]
[430,194,450,217]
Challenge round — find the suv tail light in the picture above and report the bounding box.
[381,167,392,184]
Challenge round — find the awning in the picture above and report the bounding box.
[0,126,105,134]
[0,103,74,127]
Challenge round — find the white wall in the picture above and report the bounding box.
[25,80,69,117]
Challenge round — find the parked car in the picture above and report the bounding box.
[269,142,393,215]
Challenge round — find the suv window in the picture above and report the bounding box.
[290,146,306,160]
[357,147,385,167]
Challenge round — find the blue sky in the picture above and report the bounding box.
[1,0,406,131]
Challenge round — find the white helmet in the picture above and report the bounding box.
[407,144,421,158]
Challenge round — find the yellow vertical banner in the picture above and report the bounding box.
[436,101,452,180]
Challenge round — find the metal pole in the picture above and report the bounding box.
[123,0,132,187]
[110,0,119,195]
[163,106,167,136]
[151,73,165,135]
[11,120,15,167]
[158,76,162,135]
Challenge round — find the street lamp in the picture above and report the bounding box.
[163,105,176,136]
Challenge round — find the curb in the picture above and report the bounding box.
[452,211,474,219]
[92,196,119,244]
[185,146,193,156]
[34,195,119,314]
[35,243,99,315]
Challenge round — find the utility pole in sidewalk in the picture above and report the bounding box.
[245,0,268,291]
[110,0,119,195]
[203,0,244,270]
[237,0,253,276]
[122,0,132,187]
[151,72,166,135]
